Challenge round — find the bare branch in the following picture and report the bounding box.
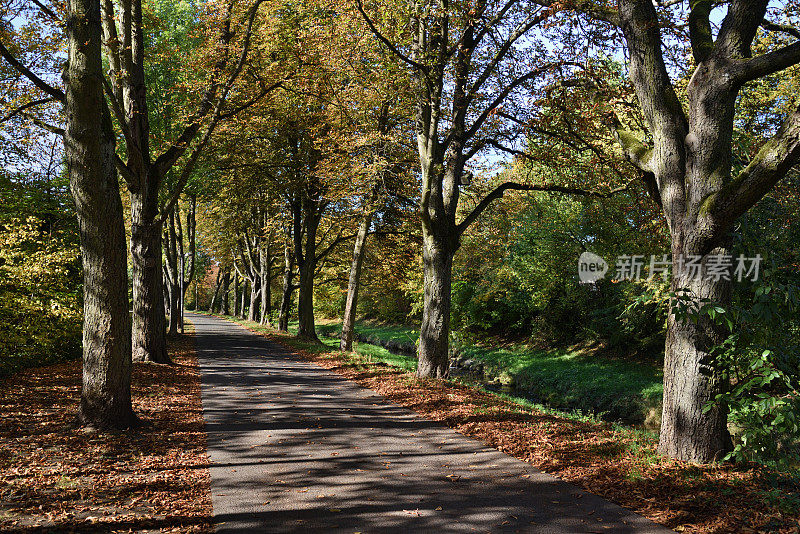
[705,103,800,233]
[115,154,138,189]
[529,0,621,27]
[0,40,64,102]
[30,116,64,134]
[456,180,632,236]
[0,97,58,123]
[355,0,427,72]
[733,41,800,84]
[31,0,59,21]
[760,20,800,40]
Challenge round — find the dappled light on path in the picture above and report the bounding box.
[193,312,668,533]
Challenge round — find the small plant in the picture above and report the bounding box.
[672,275,800,469]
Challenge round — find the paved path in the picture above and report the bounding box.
[192,312,671,533]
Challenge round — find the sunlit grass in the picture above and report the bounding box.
[311,318,662,425]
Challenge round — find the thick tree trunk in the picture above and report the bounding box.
[296,261,316,340]
[131,187,170,364]
[239,280,248,318]
[208,269,222,313]
[66,0,136,428]
[658,241,733,463]
[295,197,321,341]
[278,243,293,332]
[221,271,231,315]
[248,276,260,322]
[416,232,454,379]
[259,244,272,326]
[340,212,373,352]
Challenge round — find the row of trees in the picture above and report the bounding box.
[2,0,799,464]
[1,0,278,426]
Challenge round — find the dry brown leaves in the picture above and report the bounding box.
[0,330,212,533]
[248,326,800,534]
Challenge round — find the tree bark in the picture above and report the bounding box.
[296,261,316,339]
[208,268,222,313]
[259,239,272,325]
[248,275,260,322]
[232,270,239,316]
[659,244,732,462]
[239,279,248,318]
[295,197,321,341]
[340,212,373,352]
[131,184,170,364]
[164,207,180,335]
[221,271,231,315]
[278,239,294,332]
[66,0,136,428]
[417,231,454,378]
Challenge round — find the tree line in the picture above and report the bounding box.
[2,0,799,465]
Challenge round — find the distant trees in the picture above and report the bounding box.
[101,0,270,363]
[3,0,799,464]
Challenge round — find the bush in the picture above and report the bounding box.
[711,278,800,469]
[673,273,800,469]
[0,174,82,379]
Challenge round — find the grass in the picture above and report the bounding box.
[310,318,662,426]
[216,315,800,533]
[210,315,419,372]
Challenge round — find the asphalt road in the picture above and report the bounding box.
[191,312,671,534]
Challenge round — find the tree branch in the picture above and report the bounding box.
[688,0,714,63]
[609,118,654,173]
[733,41,800,84]
[355,0,427,72]
[760,20,800,40]
[456,180,631,236]
[0,97,58,123]
[705,103,800,234]
[716,0,768,59]
[0,40,64,102]
[529,0,620,27]
[31,0,60,21]
[153,0,266,175]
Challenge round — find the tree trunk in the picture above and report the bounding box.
[232,270,239,316]
[208,269,222,313]
[340,212,373,352]
[164,209,179,335]
[239,279,248,318]
[296,261,316,340]
[658,240,733,463]
[295,197,321,341]
[417,231,454,379]
[248,276,260,322]
[278,243,293,332]
[66,0,136,428]
[131,185,170,364]
[167,272,179,335]
[259,243,272,326]
[221,271,231,315]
